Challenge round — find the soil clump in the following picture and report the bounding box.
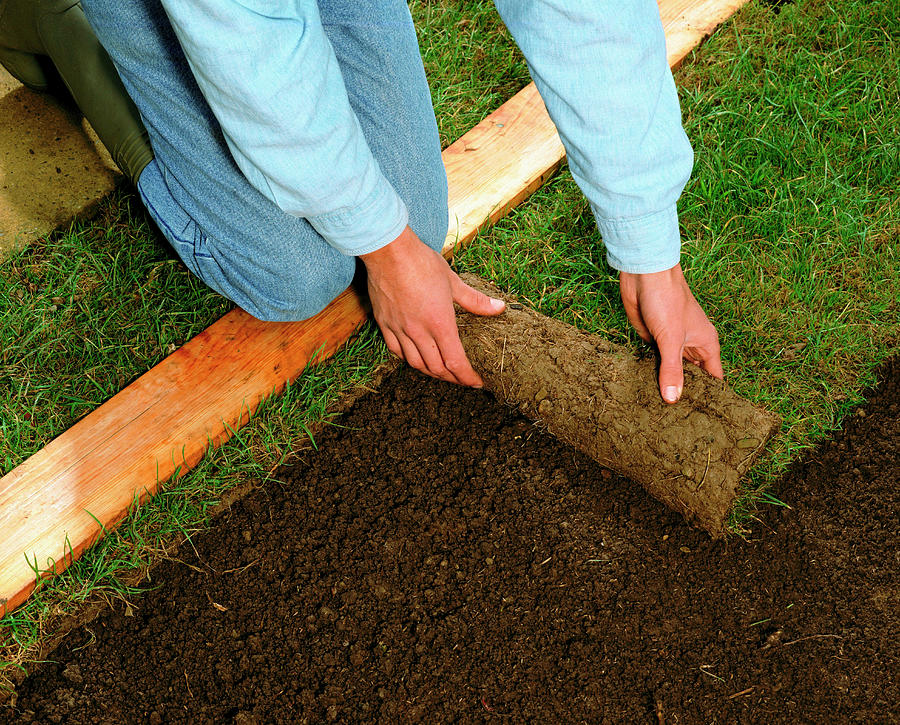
[2,360,897,724]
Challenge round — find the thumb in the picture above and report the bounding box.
[450,274,506,317]
[657,334,685,404]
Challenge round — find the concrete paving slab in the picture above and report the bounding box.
[0,68,119,257]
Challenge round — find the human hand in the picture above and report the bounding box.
[619,263,723,403]
[360,226,505,387]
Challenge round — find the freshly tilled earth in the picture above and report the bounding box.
[2,360,897,724]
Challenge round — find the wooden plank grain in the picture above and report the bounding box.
[0,0,749,616]
[0,288,369,614]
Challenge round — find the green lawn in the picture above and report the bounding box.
[1,0,897,691]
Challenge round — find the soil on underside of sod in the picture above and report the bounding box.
[3,361,898,724]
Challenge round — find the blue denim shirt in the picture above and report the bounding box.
[159,0,693,273]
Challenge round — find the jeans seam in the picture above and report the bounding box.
[140,184,213,259]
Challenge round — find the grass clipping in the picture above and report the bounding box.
[456,274,781,537]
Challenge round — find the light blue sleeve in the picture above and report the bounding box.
[493,0,694,273]
[158,0,408,256]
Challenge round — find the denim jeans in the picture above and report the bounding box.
[80,0,448,321]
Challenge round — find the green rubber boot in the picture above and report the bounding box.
[0,45,53,89]
[0,0,153,184]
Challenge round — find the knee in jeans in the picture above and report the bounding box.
[241,261,356,323]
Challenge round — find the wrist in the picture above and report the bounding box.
[359,226,417,271]
[620,262,682,282]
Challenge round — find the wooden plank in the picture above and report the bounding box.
[0,0,749,616]
[442,82,563,255]
[660,0,751,67]
[0,290,367,604]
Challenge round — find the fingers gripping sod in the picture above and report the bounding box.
[360,225,505,387]
[619,264,723,403]
[451,274,505,317]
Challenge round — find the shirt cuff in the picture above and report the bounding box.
[307,179,410,257]
[596,204,682,274]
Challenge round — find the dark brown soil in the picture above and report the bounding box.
[2,360,897,724]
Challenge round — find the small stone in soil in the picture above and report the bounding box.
[61,665,82,685]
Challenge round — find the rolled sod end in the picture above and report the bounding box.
[456,274,781,538]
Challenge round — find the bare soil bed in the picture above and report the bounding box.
[2,359,897,724]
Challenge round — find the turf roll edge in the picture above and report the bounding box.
[457,274,781,537]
